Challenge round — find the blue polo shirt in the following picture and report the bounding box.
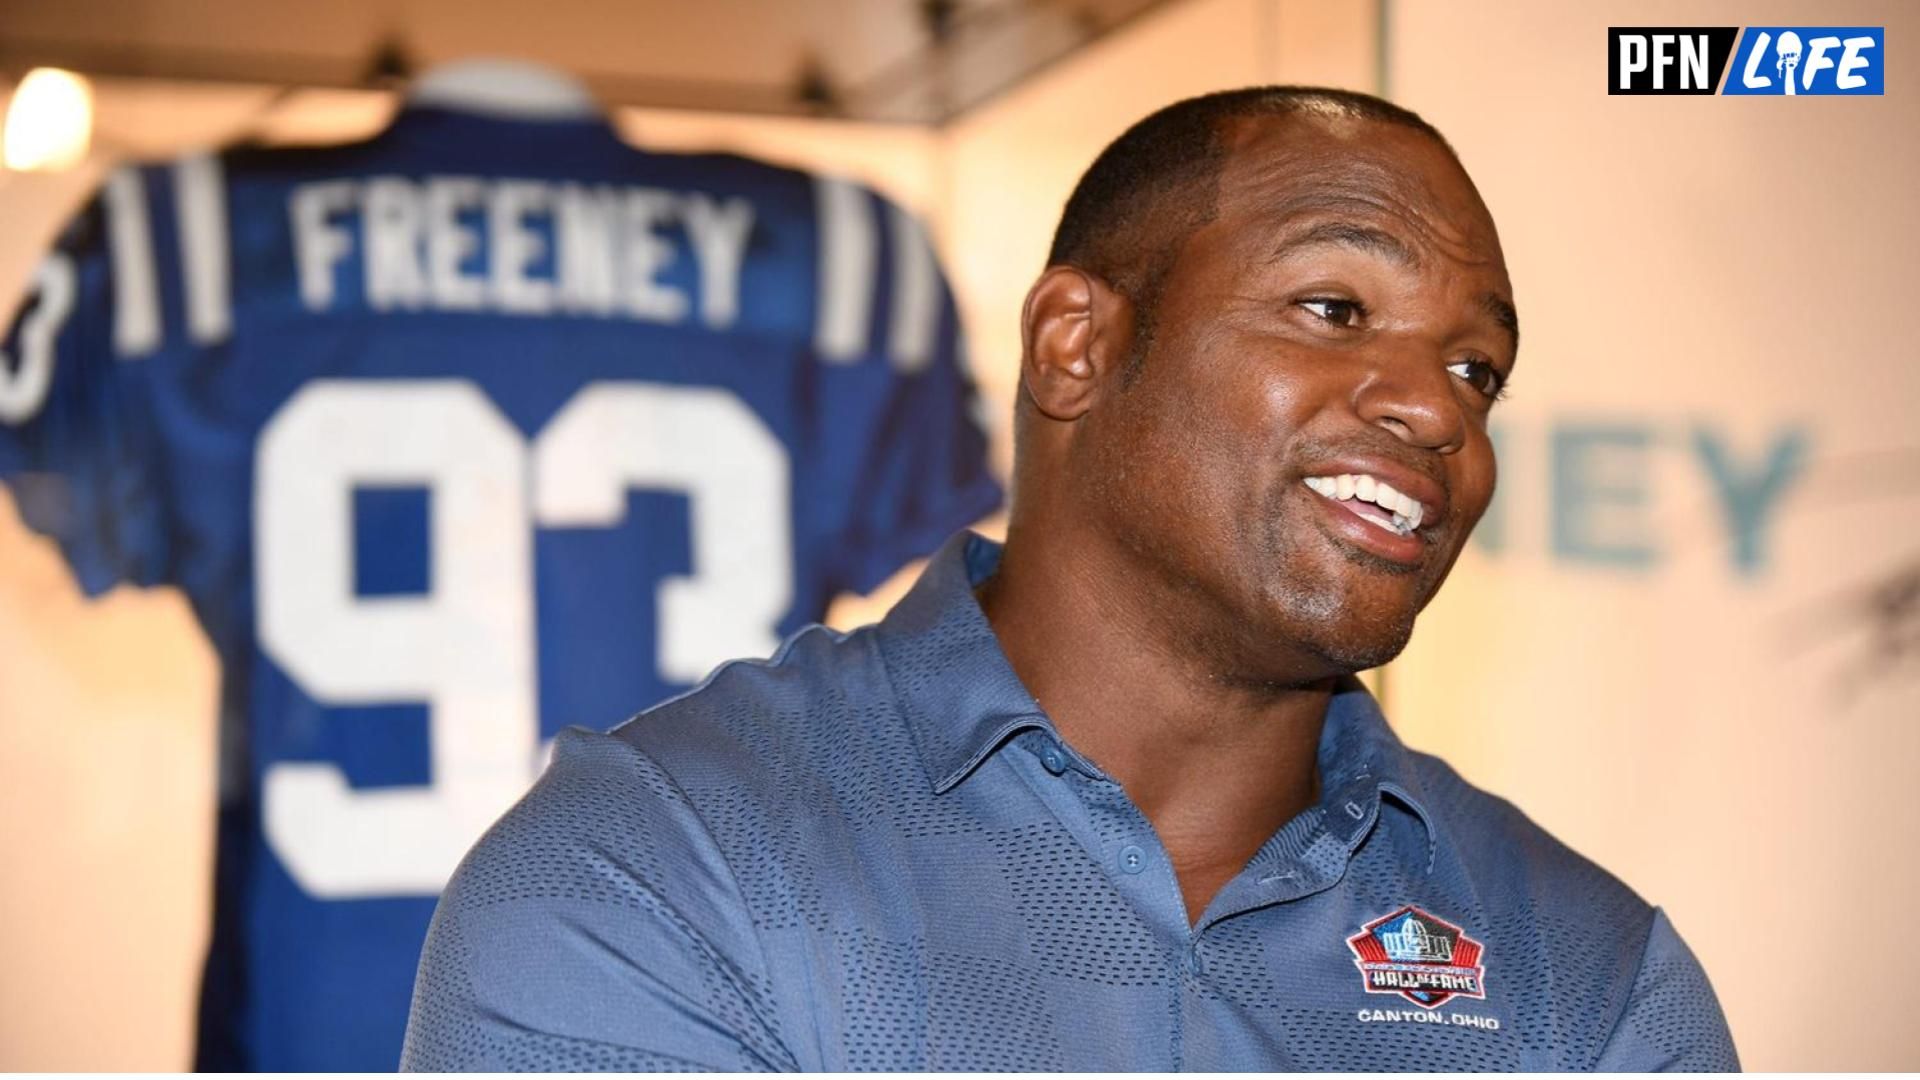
[402,532,1738,1071]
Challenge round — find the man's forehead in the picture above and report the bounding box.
[1210,112,1504,271]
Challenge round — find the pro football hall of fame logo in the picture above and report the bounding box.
[1347,905,1488,1008]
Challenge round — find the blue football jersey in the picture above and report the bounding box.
[0,105,1001,1070]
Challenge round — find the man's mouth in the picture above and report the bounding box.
[1302,473,1427,537]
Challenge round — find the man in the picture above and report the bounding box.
[402,87,1737,1071]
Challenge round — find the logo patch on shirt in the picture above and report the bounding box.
[1347,905,1487,1008]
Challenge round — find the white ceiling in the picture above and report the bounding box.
[0,0,1176,123]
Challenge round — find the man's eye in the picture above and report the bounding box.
[1447,357,1508,400]
[1297,297,1366,328]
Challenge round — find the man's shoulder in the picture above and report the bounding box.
[606,621,906,783]
[1405,748,1647,910]
[468,620,893,857]
[410,641,847,1072]
[549,619,925,837]
[434,624,898,977]
[505,623,907,840]
[1397,752,1738,1070]
[464,621,921,943]
[1400,750,1665,1019]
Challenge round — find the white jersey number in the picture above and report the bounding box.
[0,256,76,424]
[256,380,789,898]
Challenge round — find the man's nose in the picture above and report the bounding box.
[1351,342,1468,454]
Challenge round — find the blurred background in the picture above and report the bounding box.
[0,0,1913,1070]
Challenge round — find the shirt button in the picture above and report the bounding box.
[1187,949,1205,976]
[1119,843,1146,874]
[1039,746,1068,775]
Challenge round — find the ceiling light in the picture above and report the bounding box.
[4,68,94,171]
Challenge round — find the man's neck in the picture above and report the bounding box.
[977,522,1336,924]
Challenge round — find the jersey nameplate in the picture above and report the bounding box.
[290,177,756,327]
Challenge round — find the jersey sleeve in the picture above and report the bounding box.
[806,178,1004,598]
[401,728,796,1072]
[1593,908,1741,1071]
[0,171,169,596]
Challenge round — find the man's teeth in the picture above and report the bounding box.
[1303,474,1425,535]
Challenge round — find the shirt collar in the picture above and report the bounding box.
[874,531,1439,865]
[875,532,1051,794]
[1315,668,1441,872]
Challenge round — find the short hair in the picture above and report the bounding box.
[1045,86,1456,379]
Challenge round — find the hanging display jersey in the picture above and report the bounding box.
[0,104,1001,1070]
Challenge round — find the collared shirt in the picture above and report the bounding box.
[403,533,1738,1071]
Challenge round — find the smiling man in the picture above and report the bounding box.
[402,87,1737,1071]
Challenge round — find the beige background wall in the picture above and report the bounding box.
[1380,1,1920,1070]
[1,0,1913,1069]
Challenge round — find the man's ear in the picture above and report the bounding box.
[1019,266,1132,422]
